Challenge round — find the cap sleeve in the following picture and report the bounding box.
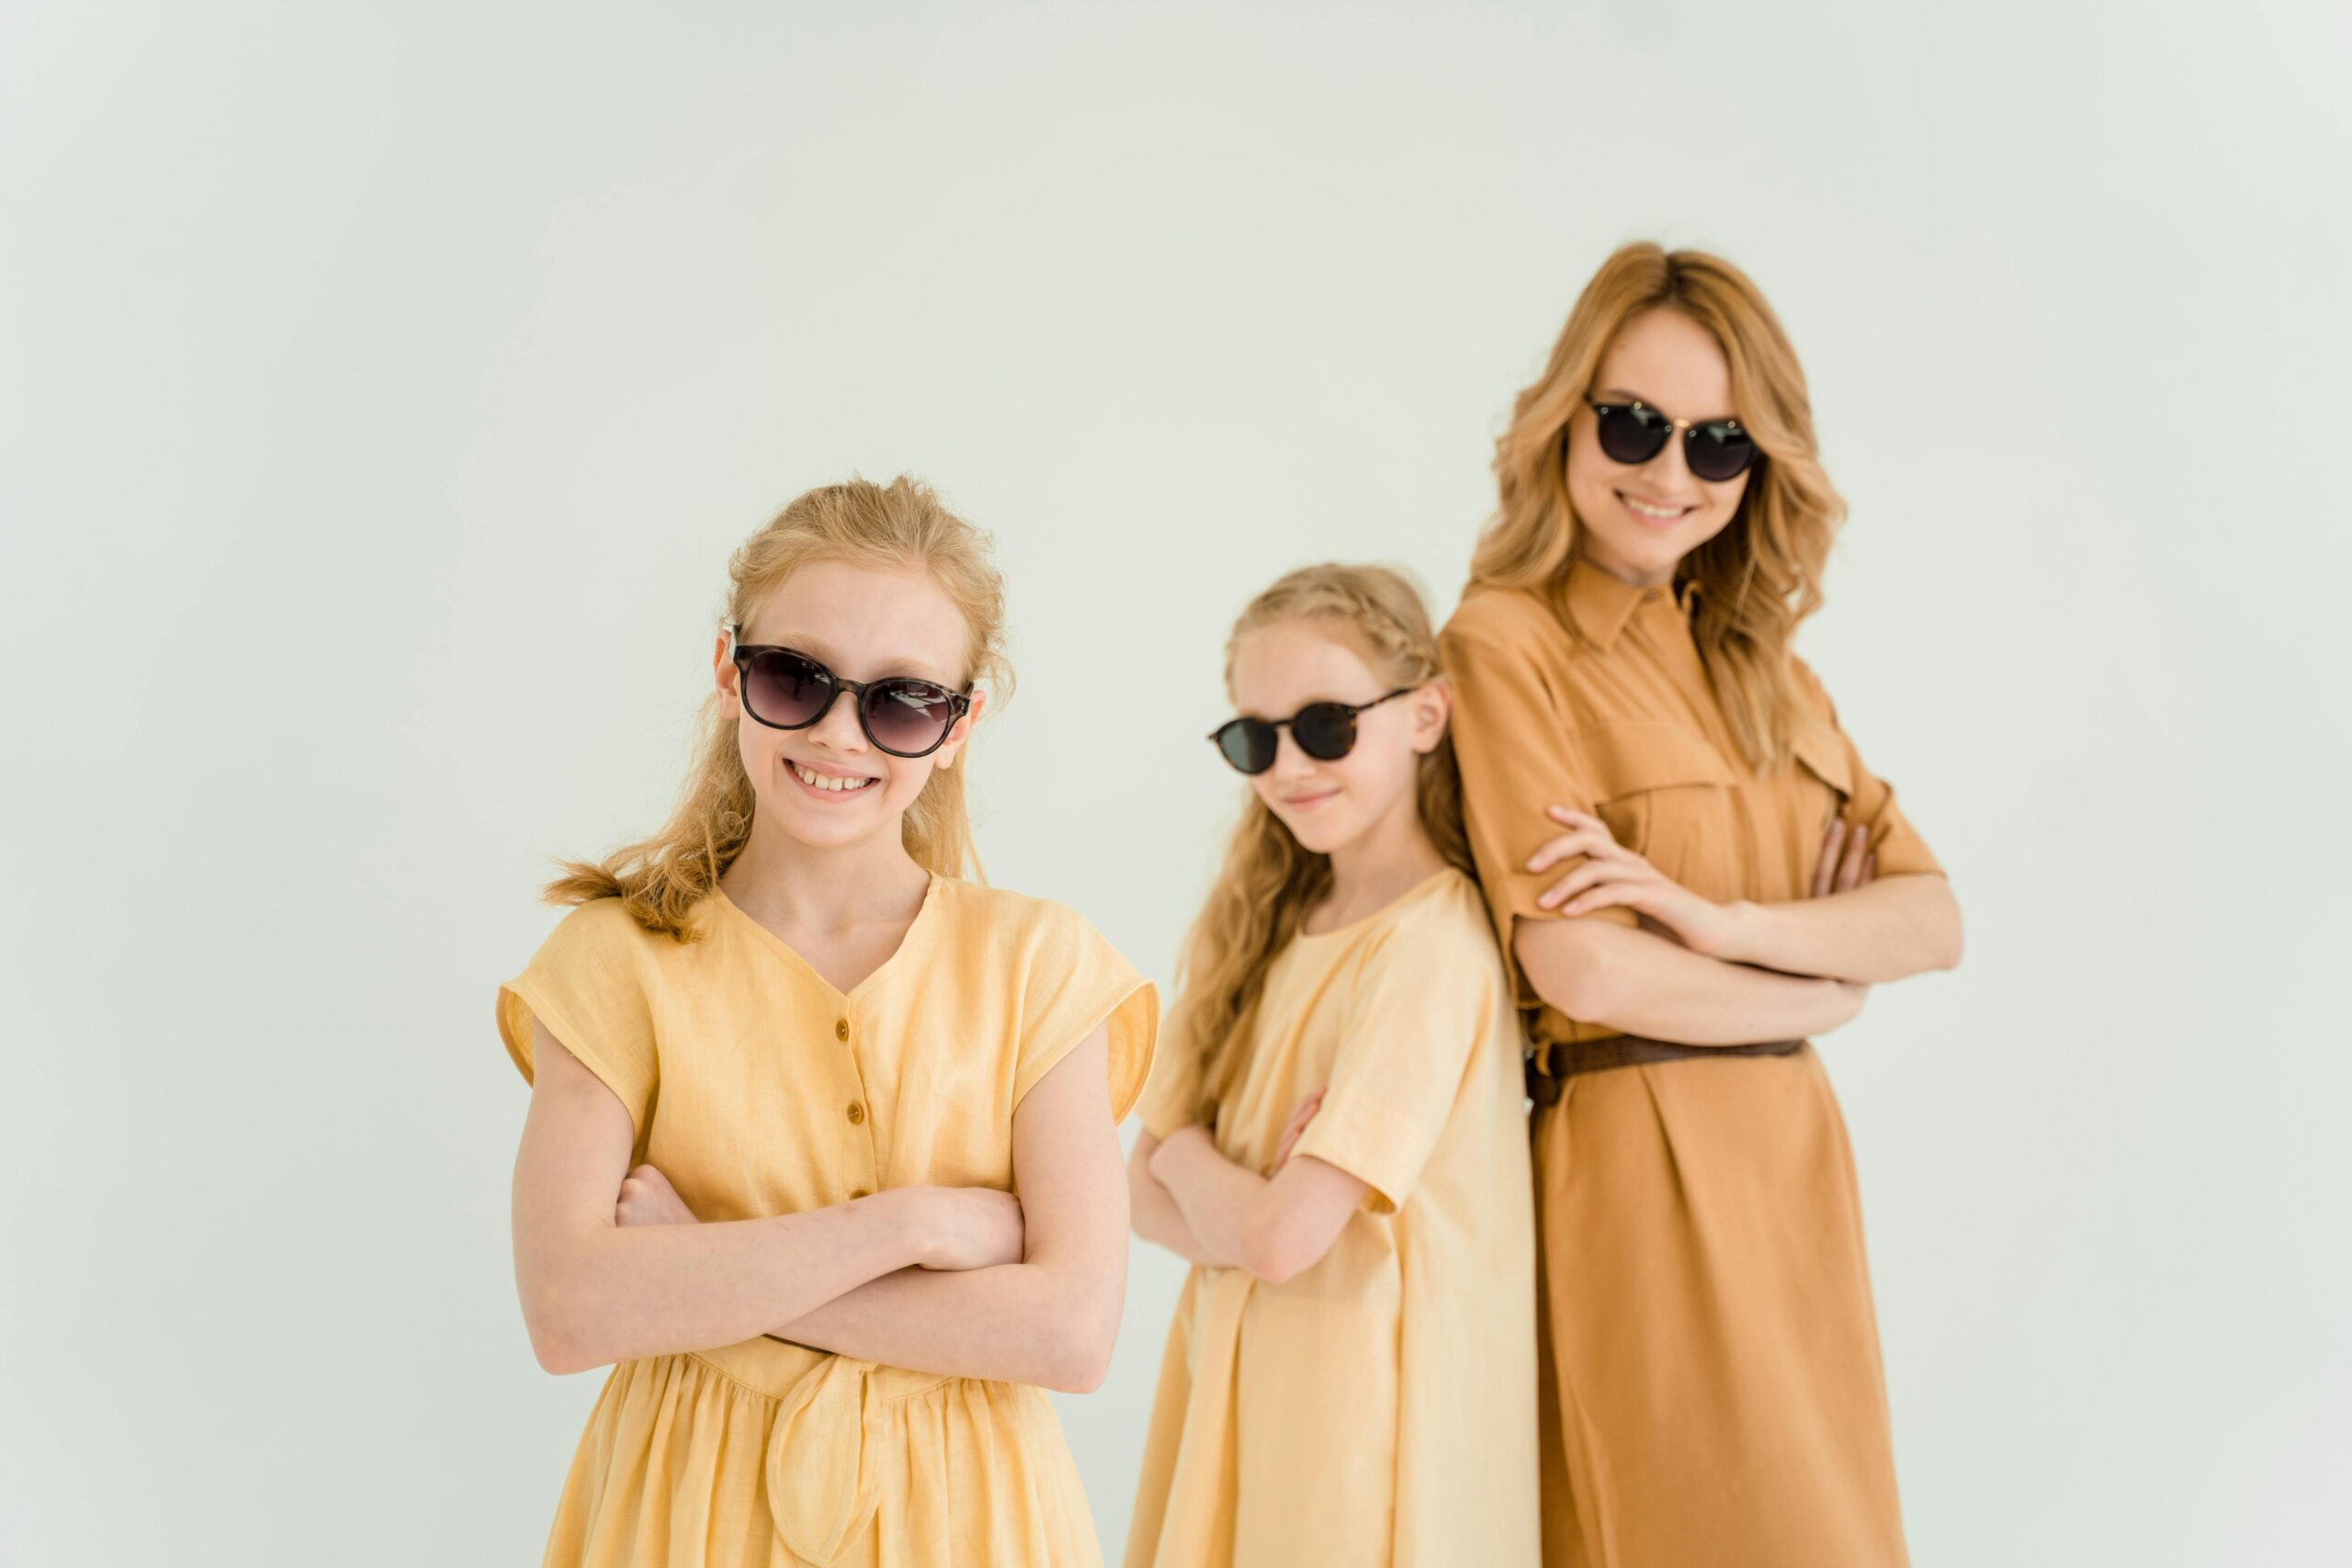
[1790,658,1944,878]
[1440,595,1639,1014]
[1012,904,1161,1122]
[1287,886,1503,1215]
[494,898,662,1140]
[1131,993,1208,1141]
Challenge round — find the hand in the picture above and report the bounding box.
[1527,806,1740,957]
[615,1163,699,1227]
[1272,1089,1325,1172]
[1810,817,1876,897]
[905,1186,1026,1272]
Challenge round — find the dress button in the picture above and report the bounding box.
[847,1101,866,1125]
[835,1017,849,1043]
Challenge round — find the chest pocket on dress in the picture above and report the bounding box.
[1787,721,1855,821]
[1576,721,1737,880]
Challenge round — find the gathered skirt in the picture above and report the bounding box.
[538,1336,1102,1568]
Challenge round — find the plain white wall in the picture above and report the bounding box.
[5,3,2347,1562]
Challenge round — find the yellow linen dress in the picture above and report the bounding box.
[1123,867,1541,1568]
[495,873,1159,1568]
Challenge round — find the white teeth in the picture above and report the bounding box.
[793,763,872,793]
[1623,493,1690,520]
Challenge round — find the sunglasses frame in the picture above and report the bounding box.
[1583,397,1759,482]
[1208,686,1417,776]
[726,631,974,759]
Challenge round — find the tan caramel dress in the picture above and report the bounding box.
[1439,558,1946,1568]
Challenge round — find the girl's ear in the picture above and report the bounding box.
[932,687,988,771]
[712,633,741,715]
[1409,678,1452,756]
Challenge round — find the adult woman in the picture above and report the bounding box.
[1439,243,1963,1566]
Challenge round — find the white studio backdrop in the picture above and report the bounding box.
[4,3,2347,1563]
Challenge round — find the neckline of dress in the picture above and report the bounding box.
[707,871,946,1004]
[1294,865,1456,945]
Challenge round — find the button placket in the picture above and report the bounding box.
[836,1009,880,1203]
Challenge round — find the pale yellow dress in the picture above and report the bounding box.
[495,873,1159,1568]
[1123,867,1541,1568]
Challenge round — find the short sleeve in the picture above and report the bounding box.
[1011,905,1161,1122]
[494,898,662,1140]
[1440,596,1639,1014]
[1287,893,1502,1215]
[1791,659,1945,879]
[1132,996,1205,1141]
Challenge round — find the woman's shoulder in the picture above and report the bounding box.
[1441,581,1566,646]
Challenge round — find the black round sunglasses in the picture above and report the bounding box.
[728,632,973,759]
[1585,397,1758,482]
[1209,688,1415,776]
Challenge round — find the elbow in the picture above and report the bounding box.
[1035,1303,1120,1393]
[518,1267,607,1377]
[1920,886,1965,973]
[1237,1209,1320,1287]
[1517,919,1622,1022]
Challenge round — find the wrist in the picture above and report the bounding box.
[874,1187,942,1269]
[1714,898,1764,964]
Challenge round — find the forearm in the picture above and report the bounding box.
[1129,1136,1232,1267]
[768,1251,1123,1393]
[1151,1134,1274,1271]
[1520,919,1864,1044]
[1720,873,1962,982]
[520,1194,929,1375]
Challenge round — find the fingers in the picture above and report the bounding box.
[1812,819,1843,897]
[1527,828,1624,874]
[1538,856,1650,910]
[1835,818,1871,891]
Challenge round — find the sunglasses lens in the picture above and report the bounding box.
[1214,720,1277,775]
[863,681,961,757]
[1593,403,1670,466]
[1291,704,1358,761]
[743,650,833,728]
[1686,423,1757,482]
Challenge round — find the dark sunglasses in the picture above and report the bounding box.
[727,633,973,759]
[1209,688,1415,776]
[1585,398,1758,482]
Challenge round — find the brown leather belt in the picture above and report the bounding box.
[1525,1034,1805,1108]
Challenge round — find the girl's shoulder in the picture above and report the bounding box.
[1355,867,1504,967]
[927,876,1143,980]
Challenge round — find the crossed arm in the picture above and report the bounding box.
[511,1019,1127,1392]
[1125,1089,1369,1286]
[1514,810,1964,1043]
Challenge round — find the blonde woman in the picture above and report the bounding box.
[1125,565,1540,1568]
[496,477,1158,1567]
[1441,244,1964,1566]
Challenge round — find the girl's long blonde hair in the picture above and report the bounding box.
[542,475,1012,939]
[1473,241,1843,767]
[1160,564,1476,1126]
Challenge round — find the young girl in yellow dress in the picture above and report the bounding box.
[1123,564,1541,1568]
[495,476,1158,1568]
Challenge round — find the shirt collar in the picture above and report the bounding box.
[1561,554,1700,650]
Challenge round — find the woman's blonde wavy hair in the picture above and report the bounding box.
[541,475,1011,940]
[1159,564,1477,1126]
[1473,241,1843,767]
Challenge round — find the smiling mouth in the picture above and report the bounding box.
[1619,491,1695,523]
[790,761,879,796]
[1283,787,1341,809]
